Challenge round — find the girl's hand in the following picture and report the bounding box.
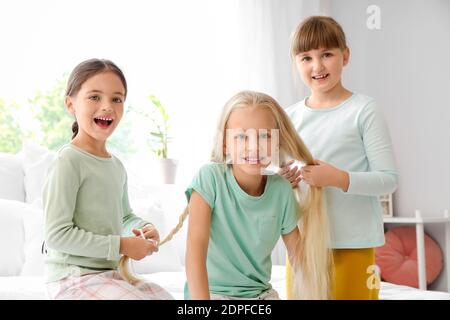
[119,237,159,261]
[132,224,160,249]
[279,160,302,188]
[301,160,349,191]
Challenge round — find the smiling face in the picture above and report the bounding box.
[295,47,349,95]
[65,71,126,143]
[225,106,278,176]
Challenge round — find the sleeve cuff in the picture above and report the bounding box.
[185,187,214,210]
[107,235,122,261]
[282,223,298,236]
[345,172,358,194]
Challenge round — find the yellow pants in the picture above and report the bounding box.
[286,248,380,300]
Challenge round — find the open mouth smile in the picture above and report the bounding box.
[93,116,114,128]
[242,156,266,165]
[312,73,329,80]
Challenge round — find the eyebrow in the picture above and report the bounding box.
[230,128,275,132]
[85,90,125,97]
[299,48,332,56]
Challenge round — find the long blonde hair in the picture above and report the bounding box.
[118,207,189,285]
[119,91,332,299]
[214,91,332,299]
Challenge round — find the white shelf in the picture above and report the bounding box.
[383,210,450,292]
[383,217,450,224]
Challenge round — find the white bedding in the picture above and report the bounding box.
[1,266,449,300]
[2,148,449,301]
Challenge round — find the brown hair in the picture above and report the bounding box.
[290,16,347,60]
[66,59,127,139]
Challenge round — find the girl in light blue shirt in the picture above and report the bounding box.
[282,16,398,300]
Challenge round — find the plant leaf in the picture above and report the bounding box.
[150,132,163,137]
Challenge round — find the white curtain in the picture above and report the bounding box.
[168,0,331,187]
[204,0,330,264]
[213,0,330,107]
[0,0,329,187]
[122,0,331,263]
[0,1,329,264]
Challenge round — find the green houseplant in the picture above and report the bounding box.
[148,95,170,158]
[147,95,178,184]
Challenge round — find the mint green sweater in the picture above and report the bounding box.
[43,144,149,283]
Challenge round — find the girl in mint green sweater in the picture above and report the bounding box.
[43,59,173,300]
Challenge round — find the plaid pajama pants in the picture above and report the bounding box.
[46,270,174,300]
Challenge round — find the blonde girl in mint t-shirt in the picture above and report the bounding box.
[179,90,333,300]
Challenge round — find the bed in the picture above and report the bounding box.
[2,146,450,300]
[1,266,450,300]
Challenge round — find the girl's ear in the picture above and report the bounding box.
[65,96,75,115]
[343,47,350,66]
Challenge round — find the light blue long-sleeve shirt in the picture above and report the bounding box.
[286,93,398,248]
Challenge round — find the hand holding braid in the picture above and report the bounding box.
[118,207,190,284]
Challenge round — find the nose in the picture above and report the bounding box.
[312,58,324,73]
[101,102,113,112]
[245,129,259,155]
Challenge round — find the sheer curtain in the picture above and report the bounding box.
[0,0,329,263]
[0,0,328,186]
[170,0,331,187]
[212,0,330,107]
[204,0,330,264]
[123,0,331,264]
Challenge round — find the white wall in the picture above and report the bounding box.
[329,0,450,291]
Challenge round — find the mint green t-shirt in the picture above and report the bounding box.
[43,144,149,283]
[184,163,299,298]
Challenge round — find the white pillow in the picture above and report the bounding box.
[0,199,27,276]
[156,185,189,267]
[131,240,182,274]
[20,202,45,276]
[126,159,190,264]
[20,141,55,204]
[130,198,183,273]
[0,152,25,202]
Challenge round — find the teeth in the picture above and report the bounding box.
[313,74,328,79]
